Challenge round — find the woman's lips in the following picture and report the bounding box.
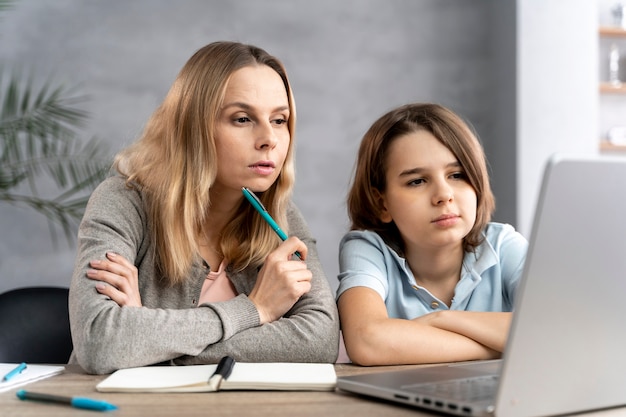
[249,161,276,176]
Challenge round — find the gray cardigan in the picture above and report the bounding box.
[68,176,339,374]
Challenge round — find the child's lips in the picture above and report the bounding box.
[433,213,458,222]
[432,213,459,226]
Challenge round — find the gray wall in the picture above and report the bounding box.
[0,0,503,293]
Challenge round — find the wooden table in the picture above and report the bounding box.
[0,364,433,417]
[3,364,626,416]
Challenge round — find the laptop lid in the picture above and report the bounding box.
[336,155,626,417]
[495,154,626,417]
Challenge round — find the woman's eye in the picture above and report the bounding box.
[273,118,288,125]
[235,116,251,124]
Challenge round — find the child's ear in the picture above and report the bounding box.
[374,189,393,223]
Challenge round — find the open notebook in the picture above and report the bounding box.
[336,154,626,417]
[96,361,336,393]
[0,364,65,393]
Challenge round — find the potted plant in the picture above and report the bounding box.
[0,0,110,245]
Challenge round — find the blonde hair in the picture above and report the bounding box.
[347,103,494,254]
[113,41,297,284]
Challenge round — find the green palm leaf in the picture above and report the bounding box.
[0,71,111,245]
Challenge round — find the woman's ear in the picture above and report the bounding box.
[374,189,393,223]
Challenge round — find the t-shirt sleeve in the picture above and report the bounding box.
[336,231,390,302]
[494,224,529,308]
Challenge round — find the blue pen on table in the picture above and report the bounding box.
[242,187,302,259]
[2,362,27,382]
[16,390,118,412]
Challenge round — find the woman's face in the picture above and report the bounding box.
[378,130,477,253]
[212,65,291,198]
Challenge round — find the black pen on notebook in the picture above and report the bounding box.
[208,356,236,390]
[242,187,302,259]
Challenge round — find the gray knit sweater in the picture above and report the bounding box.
[68,176,339,374]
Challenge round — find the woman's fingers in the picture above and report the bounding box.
[249,238,312,324]
[86,253,142,307]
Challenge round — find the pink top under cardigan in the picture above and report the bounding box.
[198,259,238,304]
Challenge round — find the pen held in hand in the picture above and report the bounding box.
[242,187,303,260]
[16,389,118,412]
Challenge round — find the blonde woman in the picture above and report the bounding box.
[69,41,339,374]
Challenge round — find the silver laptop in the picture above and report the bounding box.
[336,154,626,417]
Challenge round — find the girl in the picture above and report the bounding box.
[68,41,339,374]
[337,103,527,366]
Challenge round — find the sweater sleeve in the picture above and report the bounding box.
[68,178,260,374]
[174,202,340,365]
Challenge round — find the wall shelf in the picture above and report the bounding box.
[599,82,626,93]
[599,26,626,37]
[599,26,626,152]
[600,141,626,152]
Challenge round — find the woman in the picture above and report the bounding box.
[69,41,339,374]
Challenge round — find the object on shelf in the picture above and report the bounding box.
[613,2,626,29]
[608,126,626,146]
[610,43,622,85]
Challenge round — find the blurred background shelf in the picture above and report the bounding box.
[599,26,626,36]
[599,23,626,152]
[599,141,626,152]
[600,82,626,93]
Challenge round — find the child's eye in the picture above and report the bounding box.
[407,178,425,186]
[450,172,467,181]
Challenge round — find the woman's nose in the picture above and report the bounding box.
[256,122,278,149]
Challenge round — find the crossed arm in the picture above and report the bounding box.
[69,179,339,374]
[338,286,511,366]
[88,237,313,325]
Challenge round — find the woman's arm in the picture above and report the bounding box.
[89,233,340,365]
[178,272,339,364]
[175,203,340,365]
[69,178,261,374]
[338,287,500,366]
[72,188,339,371]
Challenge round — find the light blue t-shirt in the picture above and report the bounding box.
[336,223,528,319]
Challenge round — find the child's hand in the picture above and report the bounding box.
[249,237,311,324]
[86,252,142,307]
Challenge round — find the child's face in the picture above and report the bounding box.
[378,130,477,253]
[212,64,291,197]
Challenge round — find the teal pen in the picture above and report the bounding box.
[2,362,27,382]
[16,390,118,412]
[242,187,302,259]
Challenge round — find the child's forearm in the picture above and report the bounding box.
[343,317,499,366]
[415,311,512,352]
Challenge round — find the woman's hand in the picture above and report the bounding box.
[86,252,142,307]
[248,237,312,324]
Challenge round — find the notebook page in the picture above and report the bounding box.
[0,364,65,393]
